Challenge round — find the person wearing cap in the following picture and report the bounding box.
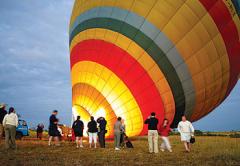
[48,110,60,146]
[0,103,8,140]
[144,112,159,153]
[2,107,18,149]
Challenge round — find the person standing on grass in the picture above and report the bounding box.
[87,116,98,148]
[97,117,107,148]
[120,119,126,147]
[0,103,8,140]
[144,112,159,153]
[2,107,18,149]
[114,117,122,150]
[48,110,60,146]
[159,119,172,152]
[72,116,84,148]
[37,123,44,140]
[177,115,194,152]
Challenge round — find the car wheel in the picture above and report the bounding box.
[16,132,22,140]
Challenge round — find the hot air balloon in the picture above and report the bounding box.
[69,0,240,137]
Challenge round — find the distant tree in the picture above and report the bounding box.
[194,130,203,136]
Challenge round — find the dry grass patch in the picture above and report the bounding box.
[0,136,239,166]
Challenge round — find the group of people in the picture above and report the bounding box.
[48,110,130,150]
[0,104,194,153]
[0,103,18,150]
[48,110,194,153]
[145,112,195,153]
[72,115,107,149]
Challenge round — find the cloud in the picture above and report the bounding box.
[0,0,74,127]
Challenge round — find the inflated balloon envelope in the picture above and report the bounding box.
[69,0,240,137]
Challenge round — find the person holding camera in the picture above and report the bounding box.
[97,117,107,148]
[144,112,159,153]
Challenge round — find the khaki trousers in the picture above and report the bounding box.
[0,124,4,139]
[5,124,16,149]
[114,131,121,148]
[148,130,159,153]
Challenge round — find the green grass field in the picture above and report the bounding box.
[0,136,239,166]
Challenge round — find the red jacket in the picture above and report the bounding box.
[158,125,171,137]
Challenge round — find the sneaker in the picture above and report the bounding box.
[80,145,83,148]
[76,146,79,148]
[169,149,173,153]
[115,147,120,151]
[160,148,165,152]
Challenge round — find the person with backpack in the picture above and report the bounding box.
[159,119,172,152]
[72,116,84,148]
[144,112,159,153]
[87,116,98,148]
[177,115,195,152]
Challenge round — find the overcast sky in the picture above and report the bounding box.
[0,0,239,131]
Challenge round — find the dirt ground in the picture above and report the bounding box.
[0,136,239,166]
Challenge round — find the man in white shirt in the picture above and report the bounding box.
[3,107,18,149]
[177,115,194,152]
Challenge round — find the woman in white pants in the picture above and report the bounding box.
[177,115,194,152]
[159,119,172,152]
[87,116,98,148]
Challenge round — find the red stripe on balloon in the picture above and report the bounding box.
[200,0,240,96]
[70,39,166,134]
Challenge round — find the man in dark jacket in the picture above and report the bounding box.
[48,110,59,146]
[97,117,107,148]
[0,103,7,140]
[144,112,159,153]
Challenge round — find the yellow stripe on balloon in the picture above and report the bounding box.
[72,83,116,136]
[72,61,143,136]
[70,28,175,122]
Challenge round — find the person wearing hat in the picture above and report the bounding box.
[0,103,8,140]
